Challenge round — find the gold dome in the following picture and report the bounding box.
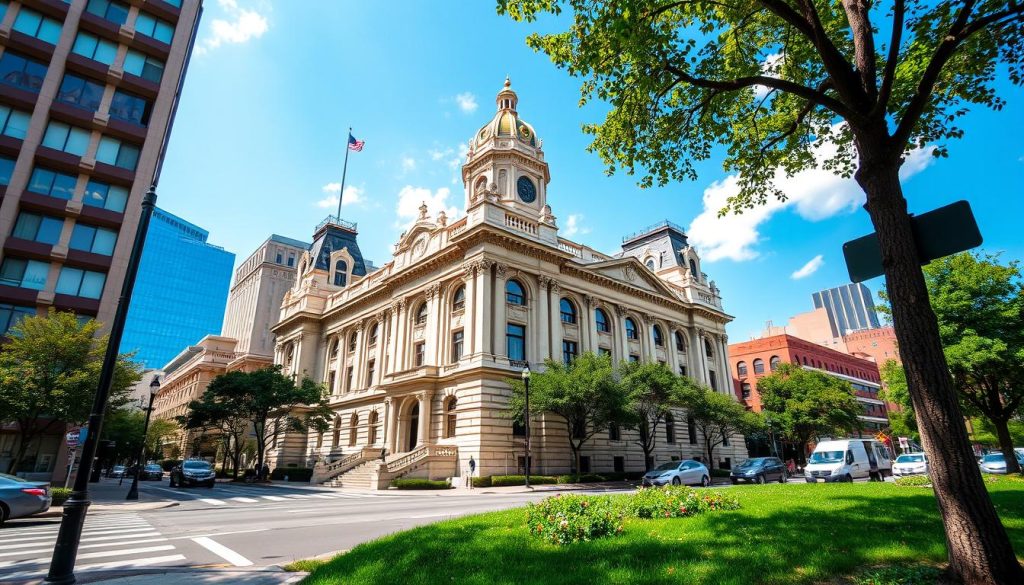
[473,77,539,148]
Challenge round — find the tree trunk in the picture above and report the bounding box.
[704,437,715,470]
[992,418,1021,475]
[859,159,1023,584]
[7,422,40,474]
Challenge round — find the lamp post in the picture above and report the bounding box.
[521,366,532,489]
[126,376,160,500]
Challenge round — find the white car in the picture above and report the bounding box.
[641,459,710,487]
[979,452,1024,474]
[892,453,928,478]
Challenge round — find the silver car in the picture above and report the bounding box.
[892,453,929,478]
[641,459,710,487]
[0,472,52,525]
[979,452,1024,474]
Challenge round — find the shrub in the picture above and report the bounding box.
[392,479,451,490]
[983,473,1024,483]
[159,459,181,472]
[556,473,606,484]
[526,493,624,545]
[490,475,558,487]
[623,485,740,519]
[50,487,72,506]
[472,475,492,488]
[270,467,314,482]
[852,564,943,585]
[894,475,932,487]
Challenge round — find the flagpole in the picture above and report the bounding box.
[336,126,352,219]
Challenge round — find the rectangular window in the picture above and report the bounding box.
[55,266,106,299]
[629,354,640,363]
[709,370,718,391]
[96,136,140,170]
[13,212,64,245]
[123,49,164,83]
[72,32,118,66]
[613,456,625,473]
[598,347,611,357]
[42,122,91,157]
[506,323,525,362]
[562,340,577,365]
[134,12,175,44]
[0,50,48,92]
[608,423,620,441]
[0,258,50,290]
[57,73,106,112]
[688,416,698,445]
[86,0,130,25]
[109,89,151,126]
[0,105,31,140]
[366,359,376,386]
[28,167,79,201]
[13,7,63,44]
[0,303,36,335]
[345,366,353,392]
[679,365,687,377]
[287,252,295,267]
[451,330,464,362]
[70,223,117,255]
[0,155,15,186]
[414,342,425,366]
[275,251,283,264]
[82,179,128,212]
[579,455,591,473]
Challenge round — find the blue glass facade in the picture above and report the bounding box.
[120,207,235,368]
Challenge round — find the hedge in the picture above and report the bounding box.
[601,471,645,481]
[556,474,607,484]
[270,467,314,482]
[392,479,451,490]
[490,475,559,487]
[472,476,492,488]
[50,487,72,506]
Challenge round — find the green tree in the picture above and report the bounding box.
[619,360,687,467]
[145,418,179,461]
[0,310,140,473]
[970,417,1024,449]
[508,353,628,474]
[498,1,1024,581]
[178,371,258,479]
[682,385,763,470]
[99,408,145,463]
[880,359,918,441]
[757,364,862,466]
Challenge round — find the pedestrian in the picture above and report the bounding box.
[467,455,476,490]
[261,462,270,482]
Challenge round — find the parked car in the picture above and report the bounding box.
[641,459,710,487]
[730,457,787,484]
[892,453,929,478]
[140,464,164,481]
[979,452,1024,474]
[805,439,892,482]
[170,460,216,488]
[0,472,51,525]
[109,465,126,478]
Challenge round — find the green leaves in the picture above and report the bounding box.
[757,363,862,447]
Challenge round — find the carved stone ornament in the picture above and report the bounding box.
[548,280,560,294]
[418,202,429,221]
[412,234,428,258]
[494,263,508,279]
[614,304,628,317]
[462,263,476,281]
[425,283,441,300]
[623,264,637,282]
[437,210,447,226]
[538,274,551,289]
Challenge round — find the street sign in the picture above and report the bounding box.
[843,200,983,283]
[66,432,79,448]
[898,437,910,450]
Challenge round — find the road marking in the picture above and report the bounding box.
[229,497,259,503]
[191,536,252,567]
[0,554,186,581]
[0,538,168,558]
[0,521,147,537]
[167,528,268,540]
[261,495,286,501]
[0,545,175,569]
[309,494,334,499]
[199,498,227,506]
[1,527,155,544]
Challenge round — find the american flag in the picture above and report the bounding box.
[348,133,365,152]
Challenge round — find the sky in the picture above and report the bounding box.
[156,0,1024,342]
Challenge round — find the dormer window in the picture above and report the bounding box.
[334,260,348,287]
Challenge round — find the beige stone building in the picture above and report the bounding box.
[271,80,745,488]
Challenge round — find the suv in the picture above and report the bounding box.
[730,457,787,484]
[170,460,216,488]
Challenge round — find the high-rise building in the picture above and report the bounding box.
[811,283,881,338]
[120,207,234,368]
[0,0,202,335]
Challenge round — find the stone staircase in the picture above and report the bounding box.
[319,445,459,490]
[322,460,378,489]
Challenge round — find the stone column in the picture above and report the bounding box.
[641,315,653,362]
[463,263,477,358]
[549,280,562,362]
[394,299,408,372]
[691,328,706,384]
[718,333,731,395]
[493,263,508,359]
[697,329,711,386]
[579,295,592,353]
[424,283,442,364]
[373,312,387,386]
[352,321,368,389]
[667,324,680,374]
[417,392,433,447]
[536,276,550,362]
[386,304,399,374]
[386,397,399,454]
[472,260,493,357]
[616,305,630,361]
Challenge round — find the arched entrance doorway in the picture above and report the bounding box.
[407,403,419,451]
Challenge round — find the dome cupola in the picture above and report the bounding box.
[473,77,539,148]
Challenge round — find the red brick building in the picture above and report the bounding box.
[843,326,899,365]
[728,334,889,432]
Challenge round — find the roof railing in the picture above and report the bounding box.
[316,215,358,233]
[621,219,687,243]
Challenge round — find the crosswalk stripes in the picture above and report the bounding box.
[0,513,184,581]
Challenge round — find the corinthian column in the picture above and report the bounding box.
[418,392,433,447]
[493,263,508,360]
[472,259,493,357]
[536,276,550,362]
[549,280,562,361]
[424,283,442,364]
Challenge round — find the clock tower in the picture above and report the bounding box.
[462,78,552,222]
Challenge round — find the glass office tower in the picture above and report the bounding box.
[120,207,234,368]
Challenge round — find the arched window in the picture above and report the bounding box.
[452,285,466,311]
[595,308,610,333]
[704,338,714,358]
[652,325,664,347]
[675,331,686,352]
[770,356,781,371]
[737,361,748,377]
[332,416,341,447]
[753,358,765,374]
[645,259,655,271]
[333,260,348,287]
[625,317,638,340]
[559,298,577,324]
[506,280,526,305]
[368,411,379,444]
[348,332,357,353]
[445,396,457,439]
[415,302,428,325]
[689,258,698,277]
[348,413,359,446]
[741,383,752,399]
[330,338,339,358]
[802,356,808,365]
[665,413,676,444]
[368,323,379,346]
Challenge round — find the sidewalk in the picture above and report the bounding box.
[77,568,307,584]
[38,478,179,517]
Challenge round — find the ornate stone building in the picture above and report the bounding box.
[271,80,743,487]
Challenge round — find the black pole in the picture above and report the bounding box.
[335,127,352,219]
[524,376,531,489]
[125,396,155,500]
[45,186,158,585]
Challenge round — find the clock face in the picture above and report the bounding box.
[517,176,537,203]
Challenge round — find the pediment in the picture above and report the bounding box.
[583,257,679,297]
[395,223,435,253]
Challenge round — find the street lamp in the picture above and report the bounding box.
[126,376,160,501]
[521,366,532,490]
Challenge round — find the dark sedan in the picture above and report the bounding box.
[0,472,51,525]
[140,464,164,481]
[170,460,215,488]
[730,457,787,484]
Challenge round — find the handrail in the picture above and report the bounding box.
[383,445,458,474]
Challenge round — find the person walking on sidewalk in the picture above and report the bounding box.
[467,455,476,490]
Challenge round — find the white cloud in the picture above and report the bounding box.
[401,156,417,173]
[428,148,452,161]
[455,92,478,114]
[791,254,824,279]
[563,214,590,237]
[316,184,364,209]
[195,0,269,55]
[753,53,784,99]
[395,186,462,228]
[687,144,936,262]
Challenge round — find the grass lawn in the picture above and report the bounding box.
[297,480,1024,585]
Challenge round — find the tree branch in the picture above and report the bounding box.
[840,0,879,100]
[874,0,905,118]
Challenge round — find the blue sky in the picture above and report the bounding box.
[157,1,1024,341]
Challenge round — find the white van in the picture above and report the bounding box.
[805,439,892,483]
